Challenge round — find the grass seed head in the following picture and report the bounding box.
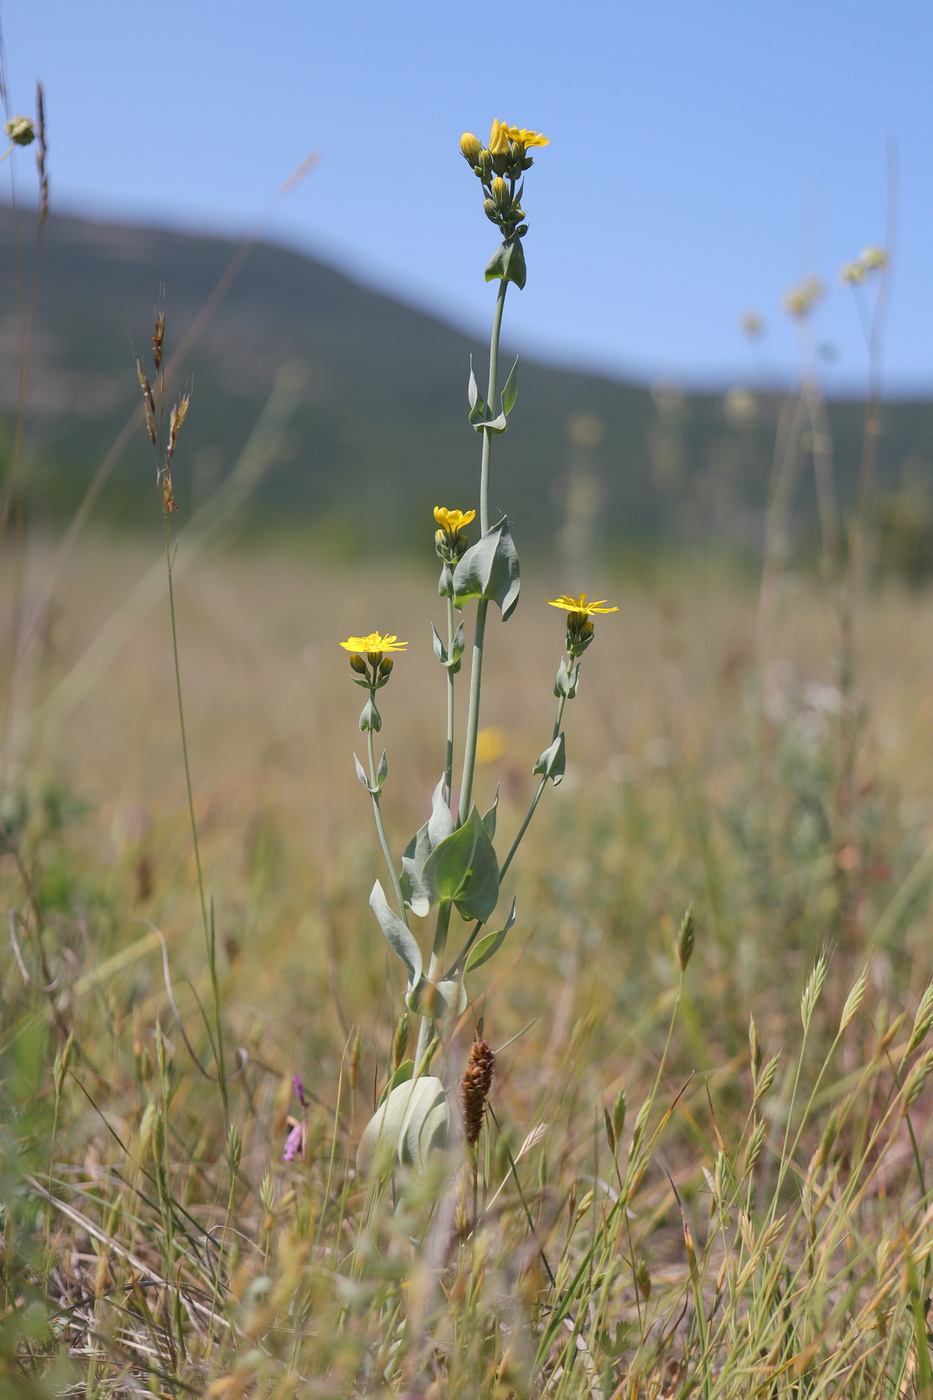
[153,307,165,371]
[840,968,868,1033]
[753,1053,780,1104]
[908,980,933,1055]
[461,1036,495,1148]
[749,1013,762,1080]
[905,1048,933,1112]
[349,1028,361,1090]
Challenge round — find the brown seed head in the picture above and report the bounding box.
[460,1037,495,1148]
[168,392,190,457]
[136,358,157,444]
[153,309,165,371]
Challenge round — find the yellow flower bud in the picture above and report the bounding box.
[488,119,510,156]
[491,177,510,207]
[460,132,482,164]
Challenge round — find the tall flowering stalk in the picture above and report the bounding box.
[331,123,618,1175]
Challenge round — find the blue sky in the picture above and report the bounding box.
[2,0,931,391]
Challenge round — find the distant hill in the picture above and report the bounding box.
[3,209,933,560]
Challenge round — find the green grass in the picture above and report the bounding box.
[3,535,933,1397]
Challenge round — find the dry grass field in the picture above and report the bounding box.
[4,529,933,1397]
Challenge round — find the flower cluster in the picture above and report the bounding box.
[340,632,407,694]
[548,593,618,656]
[434,505,475,564]
[459,119,549,243]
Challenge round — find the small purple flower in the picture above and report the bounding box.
[283,1120,305,1163]
[283,1073,309,1162]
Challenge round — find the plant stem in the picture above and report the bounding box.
[446,684,571,979]
[501,690,567,881]
[458,601,488,826]
[444,595,456,806]
[162,514,229,1120]
[163,513,210,948]
[458,278,509,825]
[414,900,453,1072]
[366,719,408,924]
[480,280,507,535]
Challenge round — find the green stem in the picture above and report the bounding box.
[447,682,571,979]
[458,600,488,825]
[444,595,456,806]
[458,278,509,825]
[414,899,454,1071]
[163,513,210,949]
[366,718,408,924]
[501,689,567,880]
[480,280,508,534]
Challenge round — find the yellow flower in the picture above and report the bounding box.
[434,506,476,536]
[491,177,511,207]
[475,726,507,765]
[460,132,482,164]
[500,125,549,149]
[339,633,408,654]
[547,594,618,616]
[488,119,510,155]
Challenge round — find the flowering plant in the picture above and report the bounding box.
[331,124,616,1174]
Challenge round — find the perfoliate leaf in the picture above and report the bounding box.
[408,977,468,1019]
[472,410,508,436]
[501,357,520,417]
[400,821,431,917]
[468,359,489,427]
[400,778,456,916]
[452,518,521,620]
[359,698,381,732]
[357,1074,449,1176]
[467,357,483,412]
[423,807,500,922]
[533,733,566,786]
[369,880,423,987]
[554,657,580,699]
[428,776,456,847]
[482,787,500,841]
[464,899,517,973]
[377,1058,414,1107]
[432,622,465,670]
[354,749,386,794]
[485,236,527,290]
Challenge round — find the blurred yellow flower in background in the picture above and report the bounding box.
[475,726,507,765]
